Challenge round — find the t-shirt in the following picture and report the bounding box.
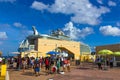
[64,59,68,64]
[45,58,49,65]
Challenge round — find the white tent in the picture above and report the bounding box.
[59,51,68,57]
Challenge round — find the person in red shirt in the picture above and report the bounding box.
[45,57,50,74]
[66,58,71,72]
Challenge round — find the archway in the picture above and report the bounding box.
[57,47,75,59]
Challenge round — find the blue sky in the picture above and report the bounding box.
[0,0,120,56]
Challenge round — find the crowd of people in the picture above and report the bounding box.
[0,55,116,77]
[95,56,114,70]
[6,56,71,76]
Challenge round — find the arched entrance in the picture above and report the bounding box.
[56,47,75,59]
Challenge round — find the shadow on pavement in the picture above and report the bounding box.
[21,72,34,76]
[76,67,91,70]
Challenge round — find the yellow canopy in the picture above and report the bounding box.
[98,49,113,55]
[113,52,120,56]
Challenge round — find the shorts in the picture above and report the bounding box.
[67,63,70,66]
[63,64,67,67]
[60,61,64,66]
[45,65,50,70]
[34,67,40,72]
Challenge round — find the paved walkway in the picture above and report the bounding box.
[9,69,54,80]
[9,63,120,80]
[53,67,120,80]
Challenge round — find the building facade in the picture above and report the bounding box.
[96,44,120,54]
[18,27,91,60]
[96,44,120,66]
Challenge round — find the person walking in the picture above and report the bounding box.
[96,57,102,70]
[45,57,50,75]
[34,59,40,77]
[22,58,27,72]
[56,58,60,73]
[109,58,113,68]
[66,58,71,72]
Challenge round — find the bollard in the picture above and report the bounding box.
[1,64,7,76]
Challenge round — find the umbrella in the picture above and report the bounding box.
[98,49,113,55]
[112,52,120,67]
[113,52,120,56]
[47,51,59,55]
[98,49,113,70]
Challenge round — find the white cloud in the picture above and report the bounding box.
[0,0,16,3]
[63,22,93,40]
[21,30,33,37]
[31,0,110,25]
[0,24,10,28]
[97,0,103,4]
[0,32,8,39]
[13,22,22,27]
[116,22,120,26]
[31,1,48,11]
[26,30,33,35]
[0,41,3,45]
[13,22,26,28]
[99,25,120,36]
[108,1,116,6]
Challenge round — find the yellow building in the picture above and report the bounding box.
[18,27,91,60]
